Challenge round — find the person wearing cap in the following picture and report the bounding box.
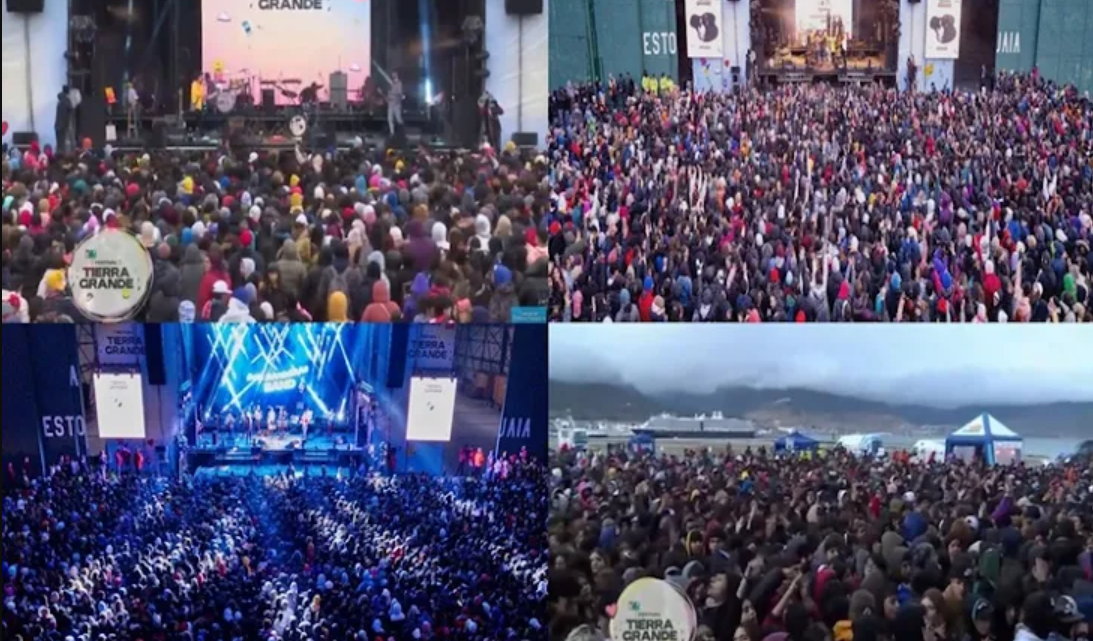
[204,279,232,322]
[970,597,998,641]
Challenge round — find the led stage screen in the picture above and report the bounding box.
[406,377,457,443]
[94,372,148,439]
[192,324,373,423]
[201,0,372,106]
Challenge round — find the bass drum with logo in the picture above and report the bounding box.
[213,90,238,114]
[288,114,308,139]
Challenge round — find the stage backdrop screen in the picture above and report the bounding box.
[796,0,853,38]
[94,373,148,440]
[201,0,372,105]
[191,325,371,423]
[406,377,457,443]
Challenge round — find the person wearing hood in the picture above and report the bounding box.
[37,268,79,321]
[489,265,517,323]
[519,258,550,309]
[615,289,639,322]
[152,243,180,296]
[362,280,401,322]
[327,291,351,322]
[404,219,438,273]
[474,215,493,252]
[275,238,307,301]
[404,273,431,319]
[638,276,655,322]
[317,241,365,322]
[228,230,267,287]
[219,286,256,323]
[147,266,181,323]
[178,244,207,304]
[197,245,232,311]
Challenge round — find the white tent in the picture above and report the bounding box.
[945,413,1023,465]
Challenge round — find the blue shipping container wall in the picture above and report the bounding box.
[996,0,1093,94]
[550,0,679,89]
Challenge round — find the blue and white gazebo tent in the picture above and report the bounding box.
[628,432,656,454]
[774,430,820,454]
[945,413,1024,465]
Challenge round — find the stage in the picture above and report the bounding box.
[193,464,356,478]
[758,67,897,86]
[186,443,369,472]
[748,0,901,89]
[1,324,547,481]
[195,432,356,452]
[105,106,453,152]
[61,0,528,151]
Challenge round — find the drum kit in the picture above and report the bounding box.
[207,69,261,114]
[206,70,326,140]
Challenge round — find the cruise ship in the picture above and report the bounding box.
[632,412,757,439]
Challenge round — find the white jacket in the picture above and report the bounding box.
[219,298,255,324]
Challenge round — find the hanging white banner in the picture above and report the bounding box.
[925,0,962,60]
[684,0,724,59]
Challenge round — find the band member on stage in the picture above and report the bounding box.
[300,81,323,106]
[301,408,313,442]
[224,411,236,446]
[387,72,404,135]
[360,76,379,113]
[278,408,288,432]
[478,91,504,150]
[267,407,277,434]
[191,73,207,112]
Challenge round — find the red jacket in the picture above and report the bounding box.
[639,291,654,322]
[197,267,231,311]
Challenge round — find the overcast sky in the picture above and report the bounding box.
[548,326,1093,408]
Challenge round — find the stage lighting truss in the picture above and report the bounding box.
[455,325,512,378]
[69,15,97,44]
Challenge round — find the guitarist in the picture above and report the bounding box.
[386,72,405,135]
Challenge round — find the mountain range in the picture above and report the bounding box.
[549,380,1093,437]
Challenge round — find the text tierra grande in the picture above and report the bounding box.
[621,619,679,641]
[78,267,136,290]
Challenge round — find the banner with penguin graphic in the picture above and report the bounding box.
[684,0,724,59]
[925,0,962,59]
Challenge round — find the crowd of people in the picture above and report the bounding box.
[548,444,1093,641]
[2,458,547,641]
[2,141,551,324]
[546,71,1093,322]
